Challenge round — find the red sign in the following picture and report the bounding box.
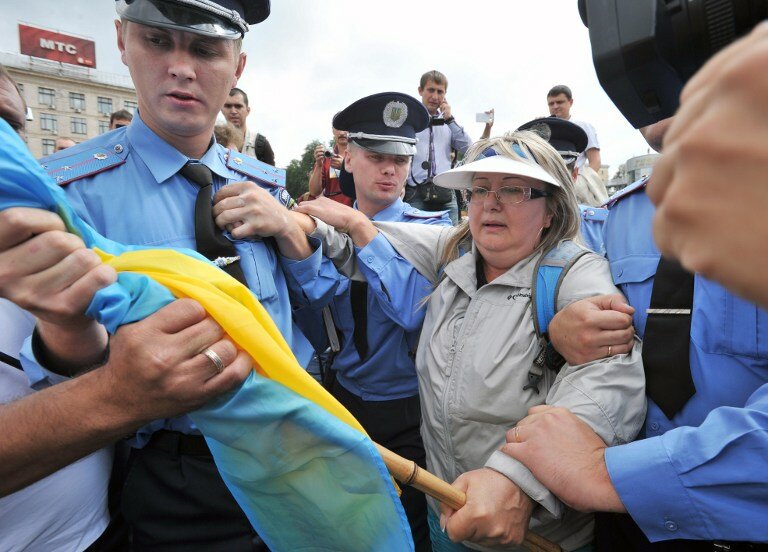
[19,24,96,68]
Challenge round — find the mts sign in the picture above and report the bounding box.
[19,24,96,68]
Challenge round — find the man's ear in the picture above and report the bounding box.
[232,52,247,87]
[344,148,354,173]
[115,20,128,66]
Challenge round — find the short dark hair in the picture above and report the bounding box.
[547,85,573,100]
[110,109,133,125]
[419,70,448,90]
[0,63,26,112]
[229,87,249,106]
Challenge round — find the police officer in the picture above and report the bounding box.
[30,1,341,549]
[517,116,608,255]
[297,92,451,551]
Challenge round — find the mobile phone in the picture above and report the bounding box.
[476,112,493,124]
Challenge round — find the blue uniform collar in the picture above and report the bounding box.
[126,112,231,183]
[353,197,405,221]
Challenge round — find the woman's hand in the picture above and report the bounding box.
[439,467,534,548]
[296,196,378,247]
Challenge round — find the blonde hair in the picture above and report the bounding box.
[438,131,581,271]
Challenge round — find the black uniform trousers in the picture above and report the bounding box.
[332,379,431,552]
[120,430,269,551]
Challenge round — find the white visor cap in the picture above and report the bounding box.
[433,155,562,190]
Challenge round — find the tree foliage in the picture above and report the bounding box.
[285,139,324,200]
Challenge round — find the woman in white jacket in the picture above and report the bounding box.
[298,132,645,552]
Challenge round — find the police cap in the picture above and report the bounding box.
[334,92,429,199]
[516,116,587,165]
[116,0,270,39]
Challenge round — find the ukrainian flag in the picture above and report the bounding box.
[0,120,414,551]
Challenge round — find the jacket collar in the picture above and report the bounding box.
[444,243,542,295]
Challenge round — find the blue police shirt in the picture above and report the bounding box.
[602,179,768,542]
[331,199,451,401]
[21,113,341,446]
[578,204,607,256]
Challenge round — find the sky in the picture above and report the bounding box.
[1,0,653,172]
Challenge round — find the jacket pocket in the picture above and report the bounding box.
[691,278,768,359]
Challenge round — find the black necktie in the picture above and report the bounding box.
[179,162,247,285]
[642,257,696,419]
[350,281,369,360]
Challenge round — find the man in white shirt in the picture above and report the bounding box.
[547,84,602,173]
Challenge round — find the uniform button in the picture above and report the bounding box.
[618,268,624,277]
[366,256,374,263]
[114,144,124,154]
[650,422,660,431]
[664,520,678,532]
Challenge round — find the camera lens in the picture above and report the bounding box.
[324,150,333,158]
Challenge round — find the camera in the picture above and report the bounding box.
[579,0,767,128]
[429,116,446,127]
[324,150,333,158]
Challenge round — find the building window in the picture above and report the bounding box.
[40,113,58,133]
[124,100,137,114]
[71,117,87,135]
[99,120,110,134]
[38,87,55,108]
[42,138,55,156]
[97,96,113,116]
[70,92,86,112]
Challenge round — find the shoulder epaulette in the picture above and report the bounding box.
[226,151,285,188]
[404,207,449,220]
[604,177,649,208]
[580,205,609,222]
[40,147,126,187]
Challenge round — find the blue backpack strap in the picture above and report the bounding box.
[525,240,590,394]
[532,240,590,337]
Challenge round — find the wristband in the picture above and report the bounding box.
[444,116,456,125]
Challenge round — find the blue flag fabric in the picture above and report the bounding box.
[0,119,414,551]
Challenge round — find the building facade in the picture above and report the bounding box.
[607,153,660,196]
[2,51,136,158]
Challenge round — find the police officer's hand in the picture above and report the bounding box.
[212,181,291,239]
[548,294,635,366]
[295,195,378,247]
[439,468,533,548]
[104,298,251,421]
[502,405,626,513]
[213,181,313,260]
[647,23,768,308]
[0,208,117,327]
[440,99,452,120]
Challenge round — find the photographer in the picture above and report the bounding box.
[404,70,472,224]
[308,127,353,207]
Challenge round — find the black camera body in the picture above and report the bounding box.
[323,150,333,158]
[580,0,767,128]
[429,116,446,127]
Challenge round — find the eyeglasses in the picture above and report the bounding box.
[467,186,550,205]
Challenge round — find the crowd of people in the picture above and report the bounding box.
[0,1,767,551]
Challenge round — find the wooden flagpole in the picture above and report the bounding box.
[376,444,562,552]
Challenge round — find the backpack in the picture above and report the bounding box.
[525,240,590,394]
